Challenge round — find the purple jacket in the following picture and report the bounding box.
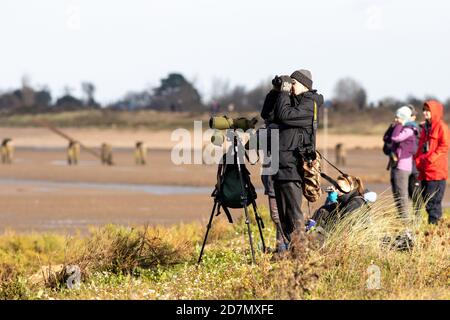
[391,123,416,172]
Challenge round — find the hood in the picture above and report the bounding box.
[424,100,444,124]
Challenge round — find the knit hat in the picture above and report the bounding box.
[396,106,413,122]
[290,69,313,90]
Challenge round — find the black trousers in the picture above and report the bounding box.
[312,203,338,227]
[421,180,446,224]
[274,180,304,242]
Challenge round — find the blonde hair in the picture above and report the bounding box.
[338,174,365,195]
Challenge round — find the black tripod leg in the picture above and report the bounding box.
[242,204,256,264]
[252,202,266,253]
[197,201,218,264]
[234,138,256,264]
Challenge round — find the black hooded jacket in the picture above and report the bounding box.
[312,189,367,226]
[274,90,324,181]
[337,190,366,214]
[260,90,279,123]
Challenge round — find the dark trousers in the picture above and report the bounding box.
[390,169,410,219]
[263,175,288,251]
[312,203,338,228]
[274,180,304,242]
[267,196,288,251]
[420,180,446,224]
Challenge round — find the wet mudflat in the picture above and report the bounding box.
[0,148,448,233]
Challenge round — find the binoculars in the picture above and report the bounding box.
[272,76,283,88]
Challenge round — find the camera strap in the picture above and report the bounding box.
[317,150,351,193]
[320,172,342,193]
[423,121,431,153]
[311,100,318,152]
[313,100,318,130]
[318,150,344,175]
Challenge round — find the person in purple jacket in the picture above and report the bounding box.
[389,106,418,219]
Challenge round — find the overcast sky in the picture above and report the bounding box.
[1,0,449,104]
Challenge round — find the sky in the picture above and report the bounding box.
[1,0,449,105]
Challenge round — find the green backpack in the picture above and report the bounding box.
[213,159,257,222]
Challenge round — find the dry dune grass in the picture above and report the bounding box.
[0,200,448,300]
[308,195,449,299]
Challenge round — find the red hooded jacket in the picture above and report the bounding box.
[415,100,449,181]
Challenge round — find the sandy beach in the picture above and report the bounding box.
[0,128,448,233]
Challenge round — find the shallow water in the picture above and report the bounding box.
[0,177,448,233]
[0,178,213,195]
[2,178,448,206]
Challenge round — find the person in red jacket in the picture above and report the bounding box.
[415,100,449,224]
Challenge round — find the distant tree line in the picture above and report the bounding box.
[0,77,101,114]
[1,73,449,115]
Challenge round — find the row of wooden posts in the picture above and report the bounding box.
[1,138,147,166]
[67,140,147,166]
[1,120,348,166]
[1,137,347,167]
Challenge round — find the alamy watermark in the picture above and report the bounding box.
[170,121,279,175]
[366,263,381,290]
[365,5,383,31]
[66,265,81,290]
[65,0,81,31]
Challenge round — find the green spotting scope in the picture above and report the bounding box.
[209,116,258,131]
[209,116,258,146]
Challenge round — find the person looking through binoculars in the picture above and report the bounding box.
[260,83,285,253]
[263,69,324,252]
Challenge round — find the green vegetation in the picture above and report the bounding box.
[0,204,449,300]
[0,110,212,130]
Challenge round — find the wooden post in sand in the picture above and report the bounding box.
[33,119,114,165]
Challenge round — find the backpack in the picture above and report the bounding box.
[381,231,414,251]
[382,124,396,156]
[213,154,257,223]
[404,123,420,155]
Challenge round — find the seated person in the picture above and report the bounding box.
[307,174,377,230]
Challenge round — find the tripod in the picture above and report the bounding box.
[197,134,266,264]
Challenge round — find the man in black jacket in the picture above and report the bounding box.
[260,84,286,252]
[273,69,324,246]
